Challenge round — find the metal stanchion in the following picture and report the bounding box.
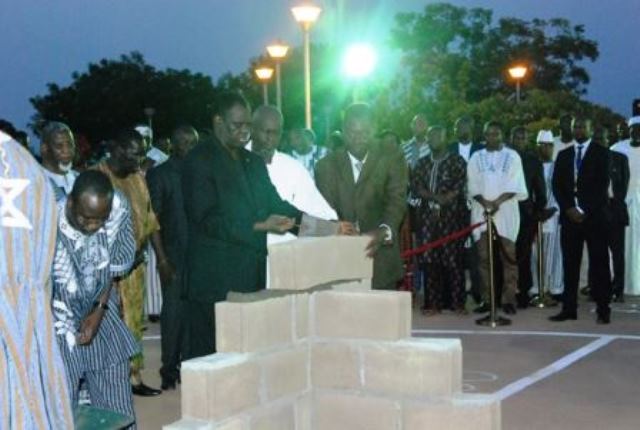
[476,211,511,327]
[530,221,557,308]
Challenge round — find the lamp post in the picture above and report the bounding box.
[291,3,322,129]
[342,43,378,102]
[508,65,528,104]
[254,67,274,105]
[266,41,289,111]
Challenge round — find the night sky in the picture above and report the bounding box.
[1,0,638,133]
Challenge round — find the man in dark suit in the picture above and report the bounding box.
[182,93,302,359]
[146,125,199,389]
[315,103,408,290]
[448,116,483,304]
[593,126,630,302]
[509,126,548,308]
[551,117,612,323]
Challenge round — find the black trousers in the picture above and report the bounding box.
[159,271,187,380]
[464,245,482,301]
[516,215,537,301]
[608,223,626,296]
[560,219,611,314]
[184,300,216,360]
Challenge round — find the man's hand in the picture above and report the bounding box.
[157,259,175,287]
[258,215,296,234]
[538,207,558,222]
[364,227,388,258]
[337,221,358,236]
[478,197,498,214]
[566,207,585,224]
[77,307,106,346]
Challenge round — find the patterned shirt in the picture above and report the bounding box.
[401,137,431,170]
[51,191,139,368]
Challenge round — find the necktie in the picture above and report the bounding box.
[576,145,583,172]
[354,160,363,182]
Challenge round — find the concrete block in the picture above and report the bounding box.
[260,347,309,401]
[293,293,310,340]
[182,353,261,421]
[313,290,411,340]
[314,391,400,430]
[402,394,501,430]
[269,237,373,291]
[362,338,462,398]
[250,402,296,430]
[311,342,361,390]
[216,296,294,353]
[163,418,214,430]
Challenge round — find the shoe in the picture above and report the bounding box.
[421,306,440,316]
[579,286,591,296]
[148,314,160,323]
[502,304,517,315]
[132,383,162,397]
[596,313,611,324]
[454,306,469,316]
[549,311,577,322]
[473,303,490,314]
[161,378,177,390]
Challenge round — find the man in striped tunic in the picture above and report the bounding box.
[1,130,74,429]
[51,170,139,426]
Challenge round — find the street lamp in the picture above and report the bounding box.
[266,41,290,111]
[508,65,528,104]
[342,43,378,102]
[291,3,322,129]
[255,67,274,105]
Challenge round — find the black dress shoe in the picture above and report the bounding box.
[549,311,577,322]
[473,303,491,314]
[613,294,625,303]
[502,304,517,315]
[596,313,611,324]
[132,383,162,396]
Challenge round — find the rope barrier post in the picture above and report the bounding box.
[530,221,558,308]
[476,210,511,328]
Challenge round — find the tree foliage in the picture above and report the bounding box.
[30,52,217,143]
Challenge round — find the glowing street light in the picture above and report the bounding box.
[266,41,290,111]
[255,67,274,105]
[291,3,322,129]
[342,43,378,102]
[508,65,528,104]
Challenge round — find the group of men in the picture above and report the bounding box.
[402,112,640,326]
[2,89,640,427]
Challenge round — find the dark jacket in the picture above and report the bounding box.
[147,158,189,270]
[552,142,610,225]
[515,149,547,220]
[315,142,408,289]
[448,141,484,160]
[608,150,630,225]
[182,137,301,303]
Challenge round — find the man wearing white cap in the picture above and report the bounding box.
[531,130,562,297]
[611,116,640,296]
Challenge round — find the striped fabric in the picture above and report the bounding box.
[51,191,138,423]
[401,137,431,170]
[144,245,162,316]
[0,131,74,429]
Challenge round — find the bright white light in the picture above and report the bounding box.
[255,67,274,81]
[291,5,322,25]
[508,66,528,79]
[342,43,378,78]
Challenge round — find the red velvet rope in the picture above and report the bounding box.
[401,221,485,259]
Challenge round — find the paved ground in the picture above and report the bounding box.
[135,296,640,429]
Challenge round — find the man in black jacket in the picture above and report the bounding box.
[181,93,301,359]
[593,126,630,302]
[551,117,612,323]
[147,125,199,389]
[509,126,547,308]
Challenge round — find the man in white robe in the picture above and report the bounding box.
[611,116,640,296]
[468,121,528,315]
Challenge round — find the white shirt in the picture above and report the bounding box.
[457,142,473,162]
[347,152,368,183]
[265,151,337,246]
[612,139,640,194]
[467,146,528,242]
[43,169,78,196]
[553,136,574,160]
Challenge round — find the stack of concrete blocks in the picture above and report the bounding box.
[165,237,500,430]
